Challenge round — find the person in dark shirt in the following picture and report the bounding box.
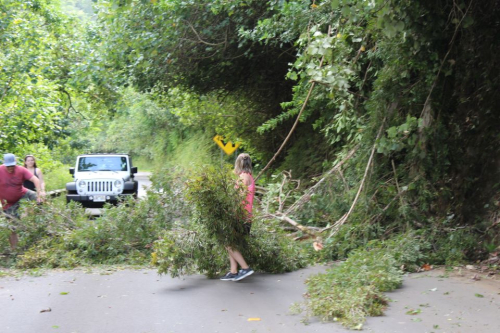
[23,155,45,192]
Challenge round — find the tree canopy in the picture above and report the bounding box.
[2,0,499,264]
[92,0,500,260]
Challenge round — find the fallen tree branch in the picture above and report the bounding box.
[285,145,359,215]
[337,168,350,193]
[262,212,320,238]
[277,171,300,212]
[391,159,406,207]
[0,210,23,232]
[0,210,20,221]
[369,188,407,225]
[369,175,421,225]
[273,213,319,237]
[323,118,386,238]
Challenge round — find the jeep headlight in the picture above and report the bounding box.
[78,180,86,188]
[114,180,122,188]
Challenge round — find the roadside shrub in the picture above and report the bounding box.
[426,225,481,266]
[365,231,430,272]
[319,222,386,262]
[43,164,73,192]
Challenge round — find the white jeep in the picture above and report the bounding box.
[66,154,138,207]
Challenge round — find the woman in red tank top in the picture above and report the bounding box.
[220,153,255,282]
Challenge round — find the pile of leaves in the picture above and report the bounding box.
[294,234,428,329]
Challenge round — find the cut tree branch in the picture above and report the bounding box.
[265,213,319,238]
[284,145,359,215]
[258,146,359,238]
[323,117,386,238]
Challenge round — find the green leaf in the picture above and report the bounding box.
[406,308,421,315]
[463,16,474,29]
[387,126,398,138]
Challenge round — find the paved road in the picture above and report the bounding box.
[135,172,152,198]
[366,268,500,332]
[0,266,499,333]
[7,173,500,332]
[0,265,341,333]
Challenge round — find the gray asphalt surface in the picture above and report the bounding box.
[0,265,342,333]
[135,172,152,199]
[366,268,500,333]
[1,266,499,333]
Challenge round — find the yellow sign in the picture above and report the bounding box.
[213,135,241,155]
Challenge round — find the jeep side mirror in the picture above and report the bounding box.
[131,166,138,174]
[69,167,75,175]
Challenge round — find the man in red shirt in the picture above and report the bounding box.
[0,153,45,250]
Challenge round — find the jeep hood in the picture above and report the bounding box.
[77,171,130,180]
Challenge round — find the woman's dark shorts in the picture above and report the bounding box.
[243,222,252,236]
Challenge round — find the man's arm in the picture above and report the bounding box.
[29,176,46,202]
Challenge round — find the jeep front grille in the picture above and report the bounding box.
[86,180,115,194]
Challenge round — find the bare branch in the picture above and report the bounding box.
[184,20,226,46]
[323,117,386,238]
[284,145,359,215]
[264,212,319,238]
[369,175,421,225]
[59,88,89,120]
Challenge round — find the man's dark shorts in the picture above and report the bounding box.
[4,190,37,218]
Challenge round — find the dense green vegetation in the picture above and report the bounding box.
[1,0,499,329]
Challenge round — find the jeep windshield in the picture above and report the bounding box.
[78,156,128,172]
